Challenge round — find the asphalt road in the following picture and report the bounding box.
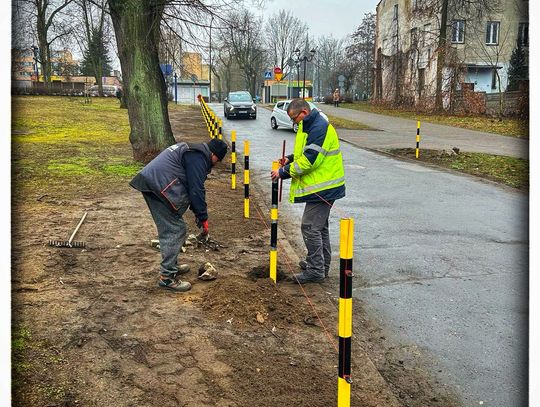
[209,103,528,407]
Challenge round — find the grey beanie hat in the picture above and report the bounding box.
[207,138,228,161]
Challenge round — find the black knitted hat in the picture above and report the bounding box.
[207,138,228,161]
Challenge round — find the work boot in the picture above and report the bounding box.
[168,264,190,281]
[288,272,324,284]
[299,260,307,270]
[158,278,192,292]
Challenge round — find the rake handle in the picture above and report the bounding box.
[68,211,88,245]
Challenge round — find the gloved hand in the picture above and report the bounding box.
[196,218,209,235]
[200,220,209,235]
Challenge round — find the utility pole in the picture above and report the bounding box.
[209,15,214,102]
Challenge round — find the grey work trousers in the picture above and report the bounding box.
[301,201,334,279]
[142,192,190,277]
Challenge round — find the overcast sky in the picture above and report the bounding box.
[260,0,379,40]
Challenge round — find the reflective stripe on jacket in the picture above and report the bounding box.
[283,109,345,203]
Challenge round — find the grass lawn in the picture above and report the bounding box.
[340,102,528,138]
[387,148,528,190]
[12,95,139,197]
[326,114,373,130]
[11,96,202,198]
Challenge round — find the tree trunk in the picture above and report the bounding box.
[108,0,174,162]
[435,0,449,111]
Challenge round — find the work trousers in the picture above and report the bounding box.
[301,200,334,279]
[142,192,190,277]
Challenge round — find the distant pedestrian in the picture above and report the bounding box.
[333,88,340,107]
[130,138,228,292]
[270,98,346,284]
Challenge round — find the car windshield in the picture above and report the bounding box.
[229,93,252,102]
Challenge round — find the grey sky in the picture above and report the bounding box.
[260,0,379,40]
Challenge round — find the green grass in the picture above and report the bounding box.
[12,326,31,353]
[387,148,528,190]
[12,96,142,198]
[326,114,373,130]
[341,102,528,138]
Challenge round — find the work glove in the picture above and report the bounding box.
[196,218,209,235]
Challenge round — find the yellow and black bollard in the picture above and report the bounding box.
[231,131,237,190]
[244,140,250,218]
[416,121,420,159]
[338,218,354,407]
[269,161,279,283]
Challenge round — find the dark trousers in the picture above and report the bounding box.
[301,201,334,278]
[142,192,190,277]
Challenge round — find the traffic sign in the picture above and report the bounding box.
[264,71,272,79]
[274,66,283,81]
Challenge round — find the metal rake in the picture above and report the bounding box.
[49,211,88,248]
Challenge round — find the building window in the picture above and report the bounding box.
[518,23,529,47]
[491,69,498,90]
[485,21,500,45]
[393,4,398,20]
[422,23,431,48]
[451,20,465,43]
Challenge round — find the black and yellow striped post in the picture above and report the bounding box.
[269,160,279,283]
[338,218,354,406]
[231,131,237,190]
[211,113,216,138]
[244,140,250,218]
[218,118,223,140]
[415,121,420,159]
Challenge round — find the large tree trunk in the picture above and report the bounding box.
[435,0,449,111]
[109,0,174,162]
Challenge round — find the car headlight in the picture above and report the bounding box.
[251,105,256,111]
[228,106,235,112]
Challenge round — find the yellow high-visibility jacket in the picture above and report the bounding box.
[279,109,346,203]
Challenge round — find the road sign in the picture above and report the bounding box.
[274,66,283,81]
[264,71,272,79]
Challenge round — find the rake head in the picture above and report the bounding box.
[48,240,86,248]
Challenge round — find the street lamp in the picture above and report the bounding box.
[32,45,40,85]
[292,48,316,99]
[209,15,214,102]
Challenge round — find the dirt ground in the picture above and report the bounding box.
[11,105,461,406]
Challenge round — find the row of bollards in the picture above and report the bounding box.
[198,95,222,139]
[197,95,249,218]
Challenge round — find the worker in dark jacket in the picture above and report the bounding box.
[271,99,345,284]
[130,138,228,292]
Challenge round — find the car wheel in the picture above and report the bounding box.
[271,117,278,129]
[292,123,299,132]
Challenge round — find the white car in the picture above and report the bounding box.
[270,100,329,132]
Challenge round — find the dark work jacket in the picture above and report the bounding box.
[130,142,212,220]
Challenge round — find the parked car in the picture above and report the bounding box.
[88,85,120,97]
[270,100,329,132]
[223,91,257,119]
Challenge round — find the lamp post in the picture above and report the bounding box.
[292,48,316,99]
[32,45,40,85]
[209,15,214,102]
[174,72,178,104]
